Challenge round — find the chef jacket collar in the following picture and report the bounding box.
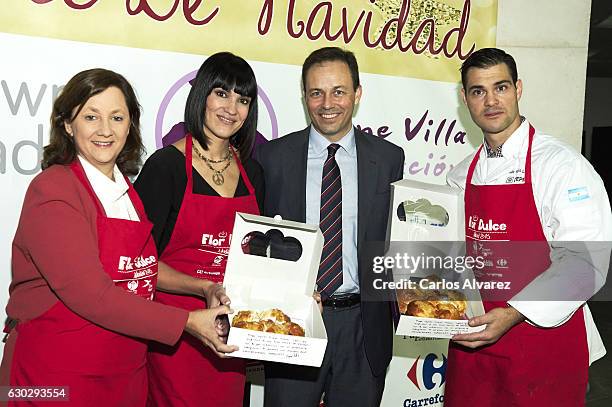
[482,116,529,159]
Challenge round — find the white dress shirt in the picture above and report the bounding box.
[447,119,611,364]
[78,156,140,221]
[306,126,359,294]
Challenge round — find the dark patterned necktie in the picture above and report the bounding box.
[316,144,343,299]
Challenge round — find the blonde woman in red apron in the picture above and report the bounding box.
[0,69,235,406]
[444,48,609,406]
[135,52,263,407]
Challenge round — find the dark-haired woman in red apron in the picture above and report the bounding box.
[140,135,260,406]
[134,52,263,407]
[444,125,589,406]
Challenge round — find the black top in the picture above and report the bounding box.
[134,146,265,255]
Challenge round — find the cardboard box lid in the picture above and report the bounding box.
[390,179,464,241]
[224,213,324,298]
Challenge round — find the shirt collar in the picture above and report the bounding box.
[78,156,129,203]
[484,141,503,158]
[483,116,528,158]
[308,125,356,157]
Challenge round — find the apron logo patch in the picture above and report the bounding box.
[568,187,589,202]
[468,215,507,232]
[142,279,153,290]
[127,280,138,291]
[201,233,230,246]
[118,255,157,272]
[468,215,479,229]
[134,269,156,278]
[118,256,133,271]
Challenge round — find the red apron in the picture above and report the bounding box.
[8,161,159,406]
[444,126,589,406]
[147,134,260,407]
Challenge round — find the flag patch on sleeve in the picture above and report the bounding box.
[568,187,590,202]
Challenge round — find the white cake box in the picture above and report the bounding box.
[224,213,327,367]
[389,180,484,338]
[390,179,465,242]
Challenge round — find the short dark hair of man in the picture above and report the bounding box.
[185,52,259,159]
[302,47,360,92]
[460,47,518,89]
[43,68,144,176]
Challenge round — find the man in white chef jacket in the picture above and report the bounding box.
[443,47,612,407]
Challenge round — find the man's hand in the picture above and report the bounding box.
[186,306,238,358]
[451,306,525,349]
[313,291,323,313]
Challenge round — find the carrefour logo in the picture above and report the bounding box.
[407,353,446,391]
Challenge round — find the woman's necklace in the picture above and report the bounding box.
[192,143,232,186]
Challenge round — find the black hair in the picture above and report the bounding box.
[460,48,518,89]
[184,52,258,159]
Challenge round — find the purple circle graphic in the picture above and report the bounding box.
[155,71,279,149]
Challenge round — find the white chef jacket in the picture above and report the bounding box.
[447,119,611,364]
[78,156,140,221]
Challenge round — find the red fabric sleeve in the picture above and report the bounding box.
[11,166,188,345]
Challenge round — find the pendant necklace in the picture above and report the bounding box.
[192,143,232,186]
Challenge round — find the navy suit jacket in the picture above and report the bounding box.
[254,126,404,375]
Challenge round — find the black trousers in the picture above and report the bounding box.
[264,304,386,407]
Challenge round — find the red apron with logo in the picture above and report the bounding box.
[8,161,159,406]
[444,126,589,406]
[147,134,260,407]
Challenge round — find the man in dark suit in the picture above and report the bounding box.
[254,47,404,406]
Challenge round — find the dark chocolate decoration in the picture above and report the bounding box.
[241,231,270,257]
[241,229,303,261]
[397,202,407,221]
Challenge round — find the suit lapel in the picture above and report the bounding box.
[285,127,309,222]
[356,129,378,251]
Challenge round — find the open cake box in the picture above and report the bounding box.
[389,180,485,338]
[224,213,328,366]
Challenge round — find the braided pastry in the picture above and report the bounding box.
[231,309,305,336]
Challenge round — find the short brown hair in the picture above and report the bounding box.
[302,47,360,92]
[42,68,144,176]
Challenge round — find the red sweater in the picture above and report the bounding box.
[7,164,188,345]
